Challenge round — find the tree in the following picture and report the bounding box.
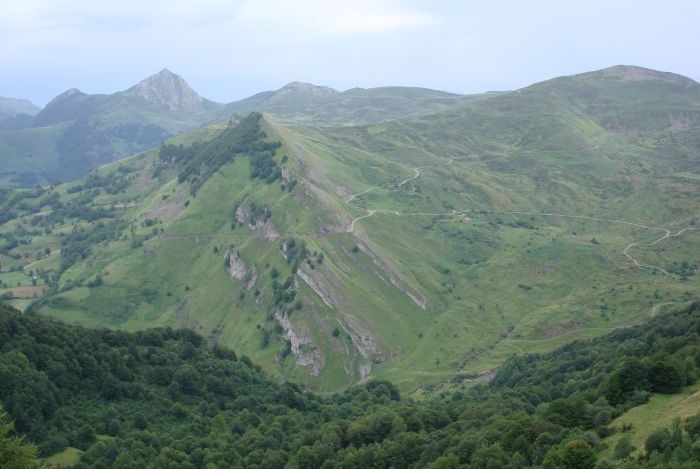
[604,358,649,404]
[645,428,671,455]
[647,355,685,393]
[613,435,635,460]
[76,425,96,450]
[685,412,700,439]
[470,444,510,468]
[532,432,556,465]
[543,397,587,427]
[0,409,37,469]
[428,453,459,468]
[544,439,597,469]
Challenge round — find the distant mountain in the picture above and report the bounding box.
[0,96,40,117]
[0,70,225,186]
[0,73,470,187]
[31,88,97,127]
[129,68,210,111]
[5,65,697,392]
[224,81,467,125]
[0,96,40,130]
[269,81,338,99]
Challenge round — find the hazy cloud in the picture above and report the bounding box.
[1,0,698,106]
[235,0,437,34]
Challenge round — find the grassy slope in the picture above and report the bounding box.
[272,67,700,389]
[1,85,470,188]
[3,66,699,393]
[222,85,472,126]
[602,383,700,458]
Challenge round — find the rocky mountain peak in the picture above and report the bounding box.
[131,69,204,111]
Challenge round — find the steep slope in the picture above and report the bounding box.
[1,66,698,393]
[128,68,211,111]
[0,70,224,187]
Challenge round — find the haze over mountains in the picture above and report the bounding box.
[1,63,699,468]
[1,64,697,392]
[0,69,466,187]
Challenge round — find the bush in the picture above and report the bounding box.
[645,428,671,455]
[544,439,597,469]
[613,435,635,460]
[647,355,685,393]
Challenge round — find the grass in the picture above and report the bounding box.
[43,447,83,468]
[0,270,34,287]
[602,384,700,458]
[1,70,698,392]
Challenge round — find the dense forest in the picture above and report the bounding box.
[1,301,700,468]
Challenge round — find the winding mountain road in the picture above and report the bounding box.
[344,187,379,203]
[623,227,698,275]
[343,157,698,276]
[345,156,471,203]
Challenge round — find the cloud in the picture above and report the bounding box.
[1,0,698,106]
[235,0,437,35]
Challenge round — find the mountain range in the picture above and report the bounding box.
[0,70,466,187]
[1,65,697,394]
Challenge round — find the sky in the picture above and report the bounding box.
[2,0,699,106]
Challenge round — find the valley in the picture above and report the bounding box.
[1,66,698,394]
[3,2,700,466]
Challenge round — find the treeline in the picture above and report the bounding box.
[157,112,282,194]
[1,302,700,468]
[65,167,134,196]
[1,181,115,237]
[57,220,128,275]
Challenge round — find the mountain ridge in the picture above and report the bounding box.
[0,96,40,116]
[582,64,699,85]
[0,71,470,186]
[1,65,697,391]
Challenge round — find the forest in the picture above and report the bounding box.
[157,112,282,194]
[1,301,700,468]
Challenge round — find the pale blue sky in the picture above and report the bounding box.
[2,0,699,106]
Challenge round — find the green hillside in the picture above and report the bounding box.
[0,75,469,188]
[0,66,698,394]
[223,82,471,126]
[2,301,700,468]
[0,70,223,187]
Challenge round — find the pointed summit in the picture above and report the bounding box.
[130,69,204,111]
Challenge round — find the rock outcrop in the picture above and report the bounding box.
[226,249,246,281]
[274,310,325,376]
[131,69,205,111]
